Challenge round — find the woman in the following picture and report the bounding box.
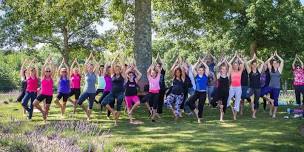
[101,61,126,126]
[186,58,209,123]
[21,59,39,120]
[227,53,244,120]
[292,54,304,107]
[164,59,186,120]
[96,65,105,103]
[146,64,161,122]
[69,58,81,113]
[156,62,166,116]
[54,58,72,117]
[17,60,28,103]
[77,52,98,121]
[124,64,142,123]
[245,54,264,118]
[213,58,230,121]
[98,64,113,118]
[33,57,55,122]
[264,51,284,118]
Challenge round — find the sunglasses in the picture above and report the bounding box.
[46,70,51,73]
[62,71,67,73]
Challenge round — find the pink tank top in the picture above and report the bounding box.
[41,77,53,96]
[148,74,161,93]
[230,71,242,87]
[26,76,38,92]
[71,74,81,89]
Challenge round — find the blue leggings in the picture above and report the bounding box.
[77,92,96,109]
[269,88,280,107]
[21,92,37,119]
[101,91,124,111]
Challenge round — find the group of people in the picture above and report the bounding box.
[16,51,304,125]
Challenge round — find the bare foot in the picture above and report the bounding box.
[197,119,201,124]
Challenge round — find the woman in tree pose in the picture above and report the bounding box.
[156,60,166,116]
[21,59,39,120]
[213,57,230,121]
[77,52,98,120]
[18,60,28,115]
[146,63,161,122]
[186,58,209,123]
[226,53,245,120]
[292,54,304,108]
[96,64,105,103]
[33,57,55,122]
[54,58,73,117]
[101,59,126,126]
[245,54,264,118]
[98,63,113,118]
[68,58,81,113]
[263,51,284,118]
[164,58,186,120]
[124,64,142,123]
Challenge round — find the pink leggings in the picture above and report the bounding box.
[125,95,140,109]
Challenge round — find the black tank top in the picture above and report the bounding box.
[249,71,261,89]
[218,76,229,91]
[112,74,124,93]
[125,80,138,96]
[171,78,184,95]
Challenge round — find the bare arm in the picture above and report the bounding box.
[201,61,210,76]
[297,56,304,68]
[292,55,297,70]
[275,51,284,73]
[134,66,142,83]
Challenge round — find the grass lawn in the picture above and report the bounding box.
[0,96,303,152]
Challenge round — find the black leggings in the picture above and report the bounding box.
[294,85,304,105]
[17,90,26,102]
[157,89,166,114]
[251,88,261,110]
[187,91,207,118]
[213,89,229,113]
[149,93,159,110]
[98,91,112,116]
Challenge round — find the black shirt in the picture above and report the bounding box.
[21,79,27,91]
[218,76,230,91]
[249,71,261,89]
[241,70,249,86]
[112,74,125,93]
[171,78,184,95]
[159,69,166,89]
[184,74,193,89]
[125,80,138,96]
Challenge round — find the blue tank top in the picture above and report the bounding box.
[195,75,208,92]
[84,72,97,93]
[58,76,70,94]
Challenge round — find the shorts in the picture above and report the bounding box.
[36,94,53,104]
[57,92,69,102]
[69,88,81,100]
[125,95,140,109]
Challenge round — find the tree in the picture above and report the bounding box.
[0,0,105,63]
[134,0,152,87]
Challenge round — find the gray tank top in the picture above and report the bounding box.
[84,72,96,93]
[269,70,281,89]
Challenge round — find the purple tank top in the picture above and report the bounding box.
[58,76,70,94]
[104,75,112,92]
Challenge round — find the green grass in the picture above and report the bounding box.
[0,97,303,152]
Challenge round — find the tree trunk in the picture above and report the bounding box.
[62,26,70,65]
[134,0,152,91]
[250,41,257,56]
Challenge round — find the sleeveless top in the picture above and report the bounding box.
[83,72,96,93]
[26,76,38,92]
[112,74,124,93]
[249,71,261,89]
[58,76,70,94]
[195,74,208,92]
[230,71,242,87]
[171,78,185,95]
[97,75,106,89]
[125,79,138,96]
[293,69,304,86]
[104,75,112,92]
[269,70,281,89]
[218,76,230,91]
[71,74,81,89]
[21,78,27,92]
[41,77,53,96]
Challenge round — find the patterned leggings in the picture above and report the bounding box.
[164,93,184,116]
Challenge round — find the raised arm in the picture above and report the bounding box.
[237,55,245,72]
[57,58,64,77]
[292,54,297,70]
[266,54,274,71]
[170,58,179,77]
[20,60,28,79]
[257,58,264,73]
[201,60,210,76]
[246,54,256,73]
[147,64,154,79]
[297,55,304,69]
[275,51,284,73]
[134,66,142,83]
